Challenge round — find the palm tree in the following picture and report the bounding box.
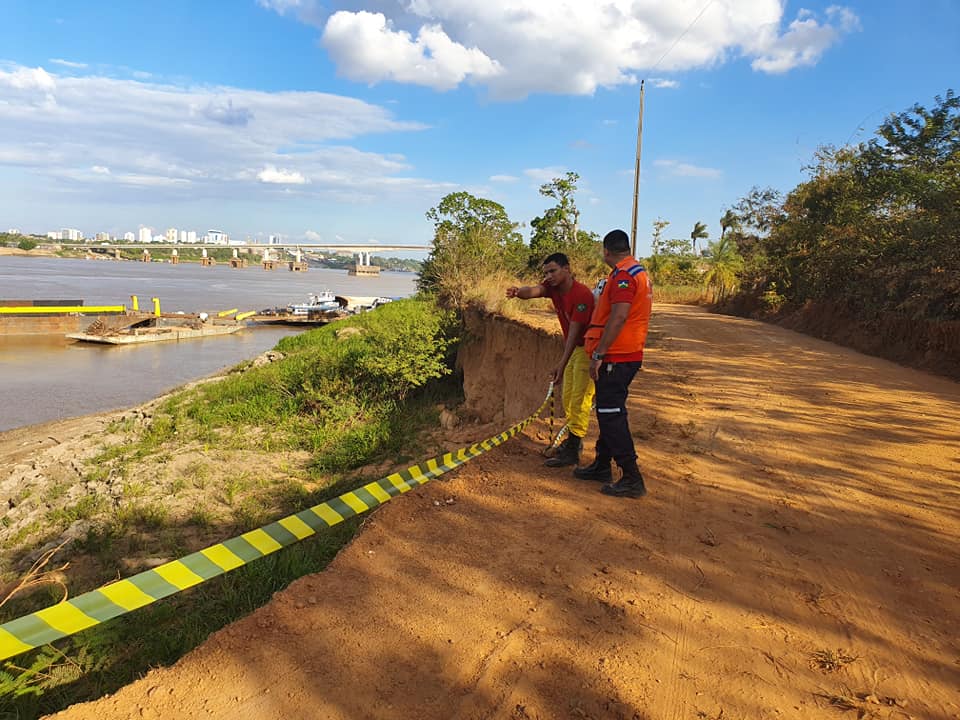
[720,209,739,240]
[690,221,709,255]
[702,235,744,303]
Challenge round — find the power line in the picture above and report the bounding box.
[648,0,718,78]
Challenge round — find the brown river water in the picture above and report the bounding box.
[0,256,418,431]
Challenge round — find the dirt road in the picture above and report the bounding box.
[50,305,960,719]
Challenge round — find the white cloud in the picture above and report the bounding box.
[749,6,862,73]
[2,65,56,92]
[303,230,322,242]
[654,159,722,179]
[264,1,858,97]
[489,174,518,183]
[49,58,87,69]
[0,63,446,205]
[258,166,308,184]
[650,78,679,89]
[321,11,503,91]
[523,166,568,183]
[256,0,325,27]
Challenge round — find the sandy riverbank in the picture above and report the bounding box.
[0,247,58,257]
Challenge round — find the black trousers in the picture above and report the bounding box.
[594,361,642,467]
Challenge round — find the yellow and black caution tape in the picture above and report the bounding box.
[0,385,554,662]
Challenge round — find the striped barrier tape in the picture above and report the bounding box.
[0,384,554,662]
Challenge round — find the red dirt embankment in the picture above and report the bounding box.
[51,305,960,720]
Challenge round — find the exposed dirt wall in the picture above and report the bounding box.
[457,309,563,425]
[776,300,960,380]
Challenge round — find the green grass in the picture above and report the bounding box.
[44,497,106,530]
[0,297,463,718]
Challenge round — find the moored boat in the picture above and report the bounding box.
[287,291,341,315]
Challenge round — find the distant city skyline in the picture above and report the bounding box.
[1,1,957,256]
[32,224,430,253]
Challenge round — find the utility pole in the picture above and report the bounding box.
[630,79,645,257]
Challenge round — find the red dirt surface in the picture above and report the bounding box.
[50,305,960,720]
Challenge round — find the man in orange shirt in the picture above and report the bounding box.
[507,252,595,467]
[575,229,653,498]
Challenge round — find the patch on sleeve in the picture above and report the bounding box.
[576,303,587,312]
[617,280,630,289]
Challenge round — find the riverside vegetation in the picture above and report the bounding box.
[0,298,458,718]
[2,88,955,717]
[418,89,959,374]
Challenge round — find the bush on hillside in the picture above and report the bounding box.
[160,298,458,471]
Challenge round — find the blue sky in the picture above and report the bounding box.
[0,0,957,257]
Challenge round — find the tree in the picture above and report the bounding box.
[646,219,701,286]
[702,235,744,303]
[723,89,960,323]
[529,171,581,256]
[17,238,37,251]
[719,209,739,239]
[418,192,526,308]
[651,218,670,255]
[690,221,709,255]
[528,171,604,278]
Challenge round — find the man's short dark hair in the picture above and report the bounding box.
[603,229,631,254]
[542,252,570,268]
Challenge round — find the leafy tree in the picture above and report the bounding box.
[646,217,671,276]
[529,172,581,253]
[528,171,604,278]
[418,192,526,308]
[17,238,37,251]
[646,219,700,286]
[724,89,960,325]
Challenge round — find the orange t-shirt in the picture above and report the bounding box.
[541,279,595,346]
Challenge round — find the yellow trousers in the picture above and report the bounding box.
[563,346,595,438]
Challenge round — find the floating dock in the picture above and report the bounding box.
[67,321,244,344]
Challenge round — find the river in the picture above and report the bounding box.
[0,256,418,431]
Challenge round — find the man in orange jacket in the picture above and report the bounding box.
[575,229,653,498]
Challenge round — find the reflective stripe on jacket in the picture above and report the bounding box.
[584,256,653,361]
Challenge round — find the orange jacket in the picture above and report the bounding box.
[584,256,653,362]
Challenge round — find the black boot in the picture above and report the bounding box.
[601,462,647,498]
[545,434,581,467]
[573,455,612,482]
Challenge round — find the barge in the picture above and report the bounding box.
[0,299,134,336]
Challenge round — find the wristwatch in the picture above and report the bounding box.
[591,351,604,361]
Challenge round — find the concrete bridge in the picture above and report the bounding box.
[77,243,430,253]
[75,243,430,274]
